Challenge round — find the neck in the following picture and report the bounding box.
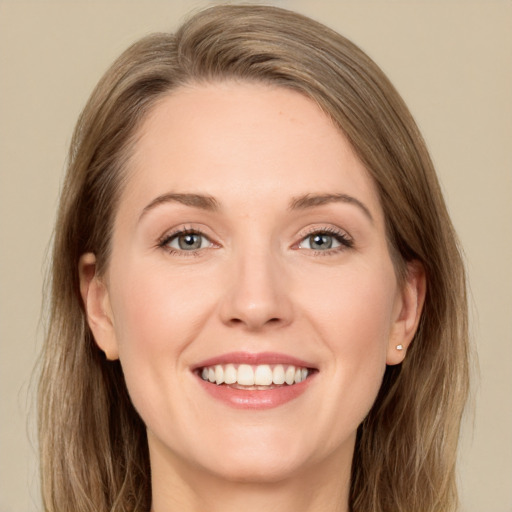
[149,435,353,512]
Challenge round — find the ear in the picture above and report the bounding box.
[386,260,426,365]
[78,253,119,360]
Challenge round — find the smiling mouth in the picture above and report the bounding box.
[197,363,316,389]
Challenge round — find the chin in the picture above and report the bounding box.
[191,426,320,484]
[202,452,305,484]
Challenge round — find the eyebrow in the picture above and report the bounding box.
[139,191,373,223]
[289,193,374,223]
[140,193,219,220]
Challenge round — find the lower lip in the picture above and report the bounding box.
[196,374,316,410]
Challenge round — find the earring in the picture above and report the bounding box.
[396,344,404,351]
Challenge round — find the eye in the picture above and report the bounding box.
[160,230,212,252]
[298,229,353,252]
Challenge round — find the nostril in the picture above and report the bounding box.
[227,316,282,329]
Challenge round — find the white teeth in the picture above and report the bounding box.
[237,364,255,386]
[272,365,285,385]
[285,366,296,385]
[200,363,311,387]
[224,364,237,384]
[215,365,224,385]
[254,365,273,386]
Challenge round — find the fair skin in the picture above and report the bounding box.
[80,82,425,512]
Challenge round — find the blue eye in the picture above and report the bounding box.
[298,230,352,251]
[162,231,211,252]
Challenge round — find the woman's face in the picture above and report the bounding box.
[85,82,420,484]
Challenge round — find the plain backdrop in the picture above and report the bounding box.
[0,1,511,511]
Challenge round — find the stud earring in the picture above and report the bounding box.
[396,344,404,351]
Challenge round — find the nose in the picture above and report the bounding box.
[219,246,293,331]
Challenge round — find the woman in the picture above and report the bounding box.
[38,4,469,512]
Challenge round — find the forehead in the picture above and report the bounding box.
[122,81,383,221]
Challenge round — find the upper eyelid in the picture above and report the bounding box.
[297,225,352,241]
[159,224,213,241]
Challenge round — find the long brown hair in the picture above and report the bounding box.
[38,5,469,511]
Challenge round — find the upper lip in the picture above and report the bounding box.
[192,351,318,370]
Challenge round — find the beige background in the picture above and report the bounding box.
[0,1,511,511]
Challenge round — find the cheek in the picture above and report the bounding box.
[111,260,214,348]
[302,259,397,350]
[300,261,397,414]
[107,260,217,407]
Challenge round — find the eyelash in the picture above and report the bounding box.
[157,226,354,256]
[297,226,354,254]
[157,227,213,257]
